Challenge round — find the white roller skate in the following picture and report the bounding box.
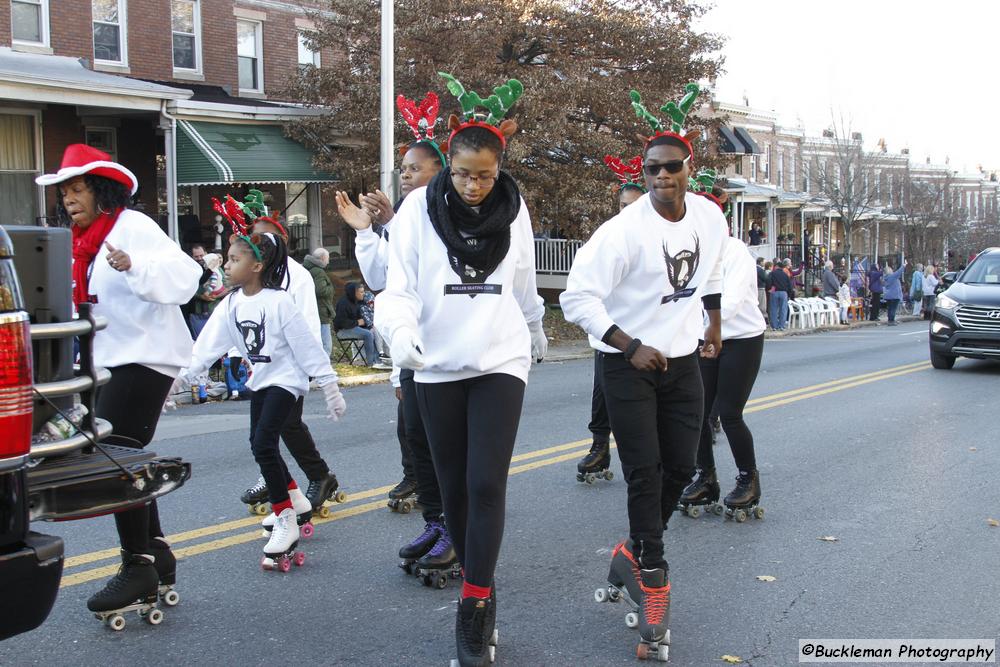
[261,487,314,539]
[261,508,305,572]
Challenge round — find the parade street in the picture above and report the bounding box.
[3,321,998,667]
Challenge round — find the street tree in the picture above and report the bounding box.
[286,0,726,238]
[898,168,956,266]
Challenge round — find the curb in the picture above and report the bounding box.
[336,372,392,388]
[763,315,922,339]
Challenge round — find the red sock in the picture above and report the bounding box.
[461,581,491,600]
[287,479,298,491]
[272,499,293,515]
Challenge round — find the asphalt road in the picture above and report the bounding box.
[3,320,999,666]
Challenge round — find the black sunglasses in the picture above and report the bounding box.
[643,156,690,176]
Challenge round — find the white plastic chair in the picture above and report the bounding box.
[787,299,806,329]
[822,297,842,325]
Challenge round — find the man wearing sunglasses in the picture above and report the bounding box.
[561,132,726,623]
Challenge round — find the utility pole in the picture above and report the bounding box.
[379,0,395,200]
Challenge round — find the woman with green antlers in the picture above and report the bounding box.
[375,72,546,667]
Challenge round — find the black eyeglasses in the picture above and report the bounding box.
[642,156,690,176]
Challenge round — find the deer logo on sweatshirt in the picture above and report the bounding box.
[235,311,271,363]
[661,235,700,304]
[444,247,502,297]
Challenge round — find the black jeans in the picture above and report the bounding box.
[695,335,764,473]
[599,352,703,571]
[280,396,330,482]
[869,292,882,320]
[588,352,611,443]
[250,387,297,505]
[416,373,525,588]
[397,398,415,482]
[96,364,175,555]
[399,369,443,521]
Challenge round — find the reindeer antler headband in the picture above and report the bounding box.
[438,72,524,150]
[630,82,702,160]
[604,154,646,193]
[212,189,270,260]
[688,167,729,214]
[396,92,447,167]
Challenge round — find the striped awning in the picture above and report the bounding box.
[176,120,337,185]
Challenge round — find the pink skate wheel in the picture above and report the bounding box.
[294,552,306,566]
[279,557,291,573]
[300,522,314,539]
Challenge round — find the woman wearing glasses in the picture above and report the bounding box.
[375,75,545,665]
[561,89,726,659]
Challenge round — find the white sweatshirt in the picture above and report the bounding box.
[88,209,202,377]
[355,225,390,292]
[561,192,726,358]
[374,186,545,384]
[717,237,766,341]
[286,258,322,343]
[188,288,337,398]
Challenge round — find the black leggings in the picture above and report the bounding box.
[96,364,175,555]
[416,374,525,589]
[400,369,443,521]
[695,334,764,473]
[280,396,330,482]
[249,387,298,506]
[588,352,611,442]
[600,352,703,571]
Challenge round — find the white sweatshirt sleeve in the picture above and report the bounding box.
[374,194,423,343]
[702,217,727,301]
[511,202,545,325]
[280,297,340,386]
[120,216,201,305]
[721,244,754,321]
[188,296,236,377]
[355,227,390,291]
[560,223,629,340]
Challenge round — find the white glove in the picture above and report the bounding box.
[390,328,425,370]
[322,382,347,421]
[528,319,548,362]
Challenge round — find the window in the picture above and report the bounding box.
[12,0,49,45]
[788,152,795,190]
[93,0,126,64]
[85,127,117,161]
[0,113,41,226]
[750,155,757,182]
[237,20,263,92]
[297,32,320,69]
[171,0,200,72]
[777,152,784,189]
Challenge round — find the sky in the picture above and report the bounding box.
[696,0,998,175]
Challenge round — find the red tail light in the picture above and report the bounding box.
[0,313,33,459]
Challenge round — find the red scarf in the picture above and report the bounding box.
[72,208,122,306]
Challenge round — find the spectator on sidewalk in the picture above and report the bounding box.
[838,280,852,324]
[360,285,390,362]
[749,223,763,246]
[769,261,793,330]
[822,260,840,298]
[755,257,768,318]
[867,263,884,321]
[304,248,335,358]
[921,266,939,319]
[910,263,925,317]
[881,260,907,326]
[334,281,382,367]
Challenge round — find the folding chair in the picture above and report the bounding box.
[333,332,366,366]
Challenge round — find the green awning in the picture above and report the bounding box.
[176,119,337,185]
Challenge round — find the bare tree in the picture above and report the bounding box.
[898,168,955,265]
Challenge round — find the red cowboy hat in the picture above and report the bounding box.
[35,143,138,195]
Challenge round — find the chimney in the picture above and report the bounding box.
[901,148,910,155]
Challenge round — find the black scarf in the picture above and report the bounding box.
[426,167,521,277]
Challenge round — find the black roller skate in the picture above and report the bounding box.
[636,568,671,662]
[676,468,723,518]
[450,594,497,667]
[306,473,347,519]
[399,519,443,575]
[87,550,163,631]
[724,469,765,522]
[415,524,462,589]
[594,540,642,630]
[148,537,180,607]
[387,476,418,514]
[241,476,269,516]
[576,437,613,484]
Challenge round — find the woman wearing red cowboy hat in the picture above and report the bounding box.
[36,143,202,621]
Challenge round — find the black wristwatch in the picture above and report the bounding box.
[624,338,642,361]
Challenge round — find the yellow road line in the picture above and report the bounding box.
[59,360,930,583]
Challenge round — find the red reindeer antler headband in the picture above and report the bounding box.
[604,155,646,191]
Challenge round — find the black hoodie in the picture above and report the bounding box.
[334,281,364,331]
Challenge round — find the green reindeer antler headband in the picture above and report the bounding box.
[439,72,524,148]
[630,82,701,156]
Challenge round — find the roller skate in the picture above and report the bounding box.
[241,476,269,516]
[148,537,180,607]
[399,519,443,575]
[261,508,306,572]
[723,469,765,523]
[262,487,315,539]
[450,594,497,667]
[306,472,348,518]
[386,476,418,513]
[87,550,163,631]
[576,437,614,484]
[594,540,642,630]
[676,468,723,518]
[636,568,671,662]
[414,523,462,589]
